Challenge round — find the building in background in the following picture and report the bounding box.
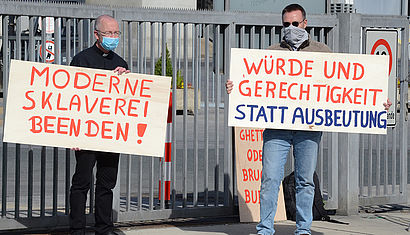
[213,0,327,14]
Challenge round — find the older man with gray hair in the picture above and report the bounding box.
[69,15,129,235]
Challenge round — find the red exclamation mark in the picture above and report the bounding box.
[137,123,147,144]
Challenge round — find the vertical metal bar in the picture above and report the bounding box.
[78,19,84,52]
[328,132,339,208]
[376,135,381,195]
[171,22,177,209]
[240,26,245,48]
[122,21,126,60]
[260,26,265,49]
[53,17,61,216]
[40,17,47,218]
[36,40,40,62]
[214,24,220,206]
[191,24,196,89]
[55,17,61,64]
[318,135,323,190]
[250,26,255,49]
[87,23,96,214]
[126,155,131,211]
[320,28,325,43]
[309,27,314,39]
[66,18,72,65]
[160,22,167,210]
[270,27,275,46]
[143,23,147,73]
[384,133,388,195]
[40,146,46,217]
[88,19,93,48]
[28,149,34,217]
[367,135,373,197]
[138,157,142,211]
[178,23,181,71]
[193,24,199,207]
[53,147,58,216]
[398,25,408,197]
[149,153,155,210]
[197,24,203,206]
[41,17,47,63]
[72,18,78,56]
[359,134,364,196]
[24,41,28,61]
[137,22,144,73]
[392,127,397,194]
[28,16,35,218]
[16,17,22,61]
[13,40,16,59]
[158,22,161,59]
[128,22,133,72]
[65,149,70,215]
[73,18,77,57]
[87,22,95,214]
[183,23,188,208]
[64,18,71,215]
[204,24,210,207]
[126,24,134,212]
[14,15,22,219]
[149,22,155,211]
[224,23,234,207]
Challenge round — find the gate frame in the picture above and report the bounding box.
[0,0,408,231]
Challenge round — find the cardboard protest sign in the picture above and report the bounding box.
[4,60,171,157]
[228,48,389,134]
[235,127,286,222]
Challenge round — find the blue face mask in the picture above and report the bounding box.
[101,37,119,51]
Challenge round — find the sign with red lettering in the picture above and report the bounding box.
[234,127,286,222]
[228,48,389,134]
[4,60,171,157]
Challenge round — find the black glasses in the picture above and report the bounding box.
[97,30,121,37]
[283,20,304,28]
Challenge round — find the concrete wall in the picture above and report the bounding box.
[86,0,196,9]
[141,0,196,9]
[86,0,143,7]
[354,0,402,15]
[215,0,326,14]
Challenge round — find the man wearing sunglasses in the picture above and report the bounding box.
[274,4,331,53]
[69,15,129,235]
[227,3,330,235]
[258,5,331,235]
[226,3,392,235]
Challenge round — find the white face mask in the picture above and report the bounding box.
[283,25,308,50]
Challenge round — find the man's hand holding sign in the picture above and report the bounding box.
[227,4,392,235]
[2,15,171,235]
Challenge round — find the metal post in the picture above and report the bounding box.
[336,13,361,215]
[224,0,230,11]
[401,0,408,16]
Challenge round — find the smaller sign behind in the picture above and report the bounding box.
[235,127,286,222]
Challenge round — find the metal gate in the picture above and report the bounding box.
[0,0,408,232]
[357,15,409,207]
